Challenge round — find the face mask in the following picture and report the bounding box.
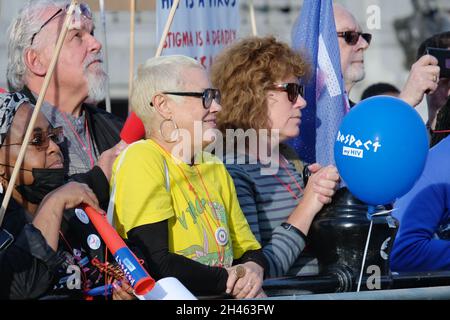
[15,168,66,204]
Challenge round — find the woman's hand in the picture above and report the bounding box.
[112,280,136,300]
[33,182,101,251]
[226,261,265,299]
[300,164,340,216]
[287,164,340,235]
[43,181,101,213]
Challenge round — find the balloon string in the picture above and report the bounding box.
[366,205,376,220]
[356,217,373,292]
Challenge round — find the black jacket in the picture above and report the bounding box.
[0,92,127,299]
[0,168,112,300]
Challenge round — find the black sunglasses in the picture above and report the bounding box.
[162,88,221,109]
[269,83,305,103]
[2,126,64,151]
[337,31,372,46]
[30,3,93,45]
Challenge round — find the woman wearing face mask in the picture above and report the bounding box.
[0,92,133,300]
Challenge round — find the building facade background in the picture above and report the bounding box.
[0,0,449,121]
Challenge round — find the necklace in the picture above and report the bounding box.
[272,155,304,200]
[176,164,226,267]
[61,113,95,168]
[155,142,227,267]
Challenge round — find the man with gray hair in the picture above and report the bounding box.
[6,0,124,198]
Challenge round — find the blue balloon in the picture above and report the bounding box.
[334,96,428,205]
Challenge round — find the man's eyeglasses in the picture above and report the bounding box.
[337,31,372,46]
[162,88,221,109]
[30,3,93,45]
[269,83,305,103]
[2,127,64,151]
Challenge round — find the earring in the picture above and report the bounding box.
[159,118,179,143]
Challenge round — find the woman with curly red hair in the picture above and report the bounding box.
[212,36,340,278]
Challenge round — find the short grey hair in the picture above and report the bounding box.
[7,0,69,91]
[131,55,203,137]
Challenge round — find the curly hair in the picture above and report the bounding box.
[211,36,308,133]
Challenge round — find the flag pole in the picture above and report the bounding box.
[249,0,257,36]
[128,0,136,112]
[119,0,180,146]
[155,0,180,57]
[0,1,78,226]
[99,0,112,113]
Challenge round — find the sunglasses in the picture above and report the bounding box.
[337,31,372,46]
[30,3,93,45]
[269,83,305,103]
[162,88,221,109]
[2,126,64,151]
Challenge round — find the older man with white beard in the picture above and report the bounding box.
[6,1,124,195]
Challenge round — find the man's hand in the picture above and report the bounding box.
[97,141,128,181]
[399,54,440,107]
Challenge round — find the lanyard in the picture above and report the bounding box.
[176,163,225,267]
[156,143,226,267]
[272,156,304,200]
[61,113,95,168]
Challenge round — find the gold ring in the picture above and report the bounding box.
[234,265,246,279]
[433,75,438,82]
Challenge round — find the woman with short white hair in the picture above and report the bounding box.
[110,55,267,299]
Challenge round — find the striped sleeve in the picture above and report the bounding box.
[263,225,306,277]
[225,165,261,242]
[226,164,307,277]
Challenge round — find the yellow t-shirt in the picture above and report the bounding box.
[111,139,261,268]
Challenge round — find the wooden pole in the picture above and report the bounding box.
[249,0,257,36]
[0,1,78,226]
[99,0,112,113]
[155,0,180,57]
[128,0,136,112]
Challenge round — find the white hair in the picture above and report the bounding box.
[131,55,203,136]
[6,0,70,91]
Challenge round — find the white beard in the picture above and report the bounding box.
[83,53,108,104]
[345,63,366,85]
[85,66,108,104]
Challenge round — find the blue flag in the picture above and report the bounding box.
[288,0,349,166]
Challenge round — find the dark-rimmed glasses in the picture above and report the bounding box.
[162,88,221,109]
[337,31,372,46]
[2,127,64,151]
[30,3,93,45]
[269,83,305,103]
